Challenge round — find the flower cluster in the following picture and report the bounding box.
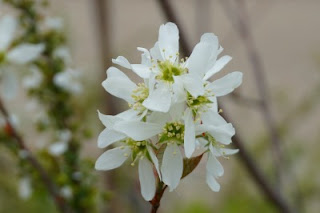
[96,22,243,201]
[1,2,94,210]
[0,14,44,99]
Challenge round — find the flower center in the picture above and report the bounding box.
[159,121,184,144]
[129,83,149,112]
[187,91,214,116]
[156,60,186,83]
[123,138,148,166]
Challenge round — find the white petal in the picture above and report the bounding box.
[217,45,224,55]
[137,47,151,66]
[147,146,161,179]
[98,129,126,148]
[44,17,63,31]
[18,177,32,200]
[198,123,235,145]
[0,16,17,51]
[7,44,45,64]
[114,121,162,141]
[106,66,128,78]
[212,124,235,144]
[112,56,131,69]
[206,173,220,192]
[208,96,218,112]
[116,108,140,121]
[172,76,186,103]
[23,66,43,89]
[184,108,195,158]
[139,158,156,201]
[148,73,156,93]
[168,102,185,121]
[182,74,205,97]
[210,147,239,157]
[147,111,170,126]
[196,137,208,149]
[201,109,227,126]
[97,111,123,128]
[150,42,163,61]
[102,68,136,103]
[48,142,68,156]
[161,144,183,191]
[143,83,172,112]
[203,55,232,81]
[53,46,72,64]
[158,22,179,62]
[1,70,18,100]
[187,33,218,77]
[206,153,224,177]
[95,146,131,170]
[209,71,243,96]
[131,64,151,78]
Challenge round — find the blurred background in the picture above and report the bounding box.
[1,0,320,212]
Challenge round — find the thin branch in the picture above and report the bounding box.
[230,92,263,107]
[0,97,72,213]
[149,182,167,213]
[155,0,295,212]
[220,0,284,184]
[93,0,118,115]
[155,0,191,56]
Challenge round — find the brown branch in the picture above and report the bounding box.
[220,0,284,184]
[155,0,295,212]
[93,0,118,115]
[155,0,191,57]
[230,92,263,107]
[149,181,167,213]
[0,97,72,213]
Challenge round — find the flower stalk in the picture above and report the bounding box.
[0,97,72,213]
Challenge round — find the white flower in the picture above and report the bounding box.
[22,66,43,89]
[112,23,242,114]
[48,142,68,156]
[0,16,44,65]
[53,46,72,65]
[53,68,82,94]
[112,104,185,191]
[206,145,238,192]
[60,186,73,199]
[48,129,72,156]
[18,177,32,200]
[97,22,243,198]
[43,17,64,31]
[0,66,18,99]
[102,67,150,116]
[0,15,45,99]
[195,109,238,191]
[95,111,161,201]
[112,23,204,112]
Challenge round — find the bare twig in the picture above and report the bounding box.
[220,0,284,184]
[149,182,167,213]
[155,0,190,57]
[155,0,294,212]
[230,92,263,107]
[93,0,118,115]
[0,97,72,213]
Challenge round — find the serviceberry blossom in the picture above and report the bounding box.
[0,15,44,99]
[96,22,243,200]
[53,68,83,94]
[18,177,32,200]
